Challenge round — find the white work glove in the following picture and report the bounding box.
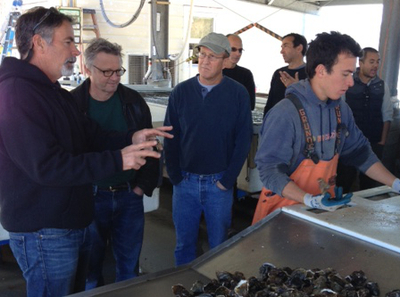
[391,178,400,193]
[303,187,352,211]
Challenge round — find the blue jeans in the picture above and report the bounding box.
[172,171,233,266]
[9,228,91,297]
[85,185,144,289]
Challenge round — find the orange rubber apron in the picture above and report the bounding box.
[252,94,343,225]
[252,154,338,225]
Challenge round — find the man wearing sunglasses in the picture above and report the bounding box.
[223,34,256,110]
[0,7,172,297]
[71,38,159,289]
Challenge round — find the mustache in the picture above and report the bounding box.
[64,57,77,64]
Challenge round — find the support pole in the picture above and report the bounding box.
[378,0,400,97]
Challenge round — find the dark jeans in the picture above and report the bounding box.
[85,186,144,290]
[9,228,91,297]
[337,143,384,192]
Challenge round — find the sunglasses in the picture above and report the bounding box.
[32,7,59,33]
[231,47,244,54]
[24,7,59,61]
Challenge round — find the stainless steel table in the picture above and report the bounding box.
[69,209,400,296]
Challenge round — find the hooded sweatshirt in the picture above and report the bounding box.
[255,79,378,196]
[0,57,132,232]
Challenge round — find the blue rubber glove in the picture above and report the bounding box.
[392,178,400,193]
[303,186,352,211]
[334,186,353,202]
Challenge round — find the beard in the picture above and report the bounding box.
[61,57,77,77]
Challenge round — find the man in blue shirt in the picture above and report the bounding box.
[164,32,253,266]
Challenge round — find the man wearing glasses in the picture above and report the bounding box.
[0,7,171,296]
[163,32,252,266]
[223,34,256,110]
[70,38,158,289]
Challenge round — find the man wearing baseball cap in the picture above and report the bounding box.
[164,32,253,266]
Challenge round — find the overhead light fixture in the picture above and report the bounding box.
[268,0,276,5]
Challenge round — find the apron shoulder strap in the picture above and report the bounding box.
[287,94,343,162]
[286,93,319,164]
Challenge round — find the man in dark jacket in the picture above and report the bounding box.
[0,7,171,297]
[71,38,159,288]
[263,33,307,116]
[337,47,393,191]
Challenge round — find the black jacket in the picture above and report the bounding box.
[223,65,256,110]
[264,65,307,116]
[0,57,132,232]
[71,79,159,196]
[346,71,385,143]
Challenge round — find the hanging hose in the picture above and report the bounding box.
[149,0,162,81]
[169,0,194,62]
[99,0,145,28]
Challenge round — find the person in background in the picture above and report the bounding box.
[164,32,252,266]
[223,33,256,233]
[253,31,400,224]
[223,33,256,110]
[70,38,160,289]
[0,7,172,297]
[263,33,307,116]
[337,47,393,192]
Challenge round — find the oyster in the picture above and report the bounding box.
[386,290,400,297]
[216,271,234,288]
[365,281,380,296]
[171,284,192,297]
[234,279,249,296]
[345,270,367,287]
[190,280,204,295]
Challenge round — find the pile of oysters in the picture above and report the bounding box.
[171,262,400,297]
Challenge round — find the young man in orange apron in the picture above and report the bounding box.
[253,32,400,224]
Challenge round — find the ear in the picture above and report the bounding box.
[32,34,47,53]
[222,58,229,69]
[296,44,303,54]
[84,65,91,76]
[315,64,326,77]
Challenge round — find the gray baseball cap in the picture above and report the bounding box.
[197,32,231,56]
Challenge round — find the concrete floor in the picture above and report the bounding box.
[0,179,255,297]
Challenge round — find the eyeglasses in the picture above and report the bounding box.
[93,65,126,77]
[32,7,59,33]
[197,52,224,62]
[231,47,244,54]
